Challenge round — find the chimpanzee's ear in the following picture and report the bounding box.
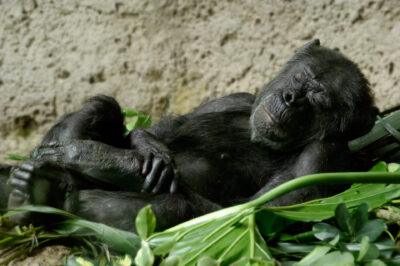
[304,39,320,48]
[295,39,320,53]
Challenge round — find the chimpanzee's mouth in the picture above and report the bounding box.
[262,104,279,125]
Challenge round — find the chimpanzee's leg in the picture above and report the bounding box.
[7,160,220,229]
[38,95,127,148]
[6,95,145,223]
[75,189,221,231]
[0,165,11,211]
[10,95,144,191]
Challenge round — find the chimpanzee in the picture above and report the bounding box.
[2,40,378,231]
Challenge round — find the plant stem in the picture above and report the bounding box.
[248,172,400,208]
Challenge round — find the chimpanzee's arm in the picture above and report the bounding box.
[125,92,256,193]
[32,140,144,191]
[251,141,351,205]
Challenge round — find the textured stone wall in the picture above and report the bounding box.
[0,0,399,162]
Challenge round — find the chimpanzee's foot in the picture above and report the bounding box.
[7,162,39,224]
[7,161,76,224]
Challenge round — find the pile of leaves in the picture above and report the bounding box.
[1,162,400,265]
[1,109,400,265]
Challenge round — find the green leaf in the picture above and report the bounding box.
[57,219,141,256]
[136,205,157,239]
[295,235,339,266]
[5,153,29,161]
[312,223,340,241]
[256,209,293,238]
[160,256,182,266]
[135,240,155,266]
[65,256,95,266]
[352,203,369,232]
[123,109,140,117]
[5,205,141,256]
[265,182,400,222]
[365,259,387,266]
[149,208,272,266]
[4,204,79,219]
[348,110,400,152]
[276,242,315,254]
[388,163,400,173]
[335,203,354,235]
[123,108,152,131]
[355,220,386,242]
[357,236,379,262]
[153,237,177,256]
[311,251,355,266]
[369,162,388,172]
[197,256,219,266]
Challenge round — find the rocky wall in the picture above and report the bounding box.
[0,0,399,161]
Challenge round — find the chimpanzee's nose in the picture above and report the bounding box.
[283,91,296,106]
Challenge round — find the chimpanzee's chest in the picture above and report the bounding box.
[173,131,287,205]
[167,111,291,204]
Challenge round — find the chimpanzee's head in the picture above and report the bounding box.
[250,39,378,150]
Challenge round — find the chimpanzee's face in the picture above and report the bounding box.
[250,40,377,150]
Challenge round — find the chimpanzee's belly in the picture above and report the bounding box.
[174,151,273,204]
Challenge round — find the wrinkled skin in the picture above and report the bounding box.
[1,40,378,231]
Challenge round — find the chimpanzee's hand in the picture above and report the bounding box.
[129,129,178,194]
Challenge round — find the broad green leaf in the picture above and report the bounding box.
[388,163,400,173]
[136,205,156,239]
[249,258,275,266]
[5,205,141,256]
[197,256,219,266]
[260,163,400,222]
[135,240,155,266]
[153,237,177,256]
[295,235,339,266]
[357,236,379,262]
[255,209,293,238]
[149,207,272,266]
[160,256,182,266]
[276,242,315,254]
[312,223,340,241]
[345,239,396,252]
[369,161,388,172]
[365,259,387,266]
[352,203,369,232]
[4,204,79,219]
[265,183,400,222]
[312,251,355,266]
[57,219,141,256]
[335,203,354,235]
[355,220,386,242]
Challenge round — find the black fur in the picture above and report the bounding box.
[2,40,378,231]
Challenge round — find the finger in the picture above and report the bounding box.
[142,154,153,175]
[159,153,171,165]
[8,176,29,192]
[152,168,169,194]
[12,169,32,182]
[170,177,178,194]
[35,148,60,160]
[142,158,163,192]
[45,141,60,147]
[169,168,179,193]
[19,162,34,172]
[8,189,30,207]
